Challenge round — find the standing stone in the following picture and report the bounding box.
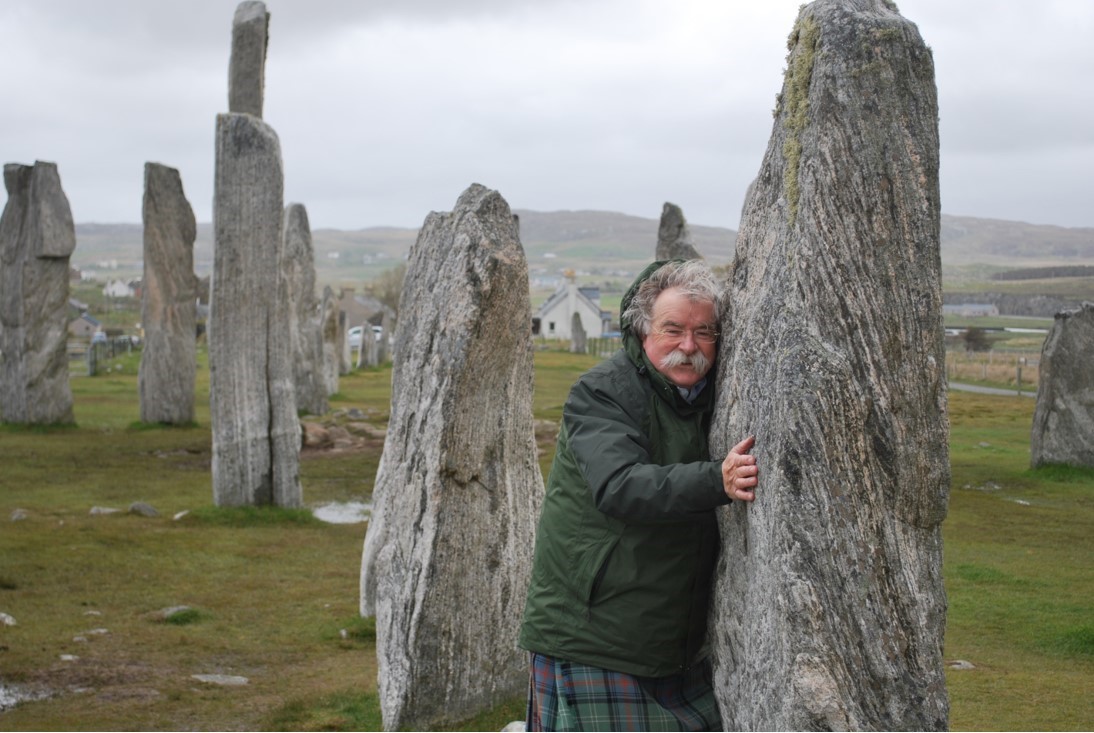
[210,113,300,507]
[139,163,197,425]
[356,322,378,369]
[283,203,327,416]
[338,311,350,375]
[0,161,76,425]
[1031,302,1094,468]
[709,2,949,730]
[228,1,269,118]
[569,311,586,354]
[319,286,339,395]
[655,202,702,261]
[377,310,392,364]
[359,183,543,731]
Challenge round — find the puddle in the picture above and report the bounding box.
[312,501,372,524]
[1,682,49,711]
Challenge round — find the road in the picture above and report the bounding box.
[949,382,1036,398]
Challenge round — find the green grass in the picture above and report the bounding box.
[1,350,1090,730]
[944,393,1093,731]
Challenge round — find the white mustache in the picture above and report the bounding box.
[660,348,711,376]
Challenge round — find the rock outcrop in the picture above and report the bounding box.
[0,161,76,425]
[283,203,327,416]
[228,1,269,117]
[359,183,543,731]
[655,201,702,260]
[708,1,949,729]
[1031,301,1094,468]
[209,113,300,507]
[139,162,198,425]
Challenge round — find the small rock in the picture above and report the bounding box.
[89,506,121,516]
[346,407,366,420]
[60,654,79,662]
[978,441,991,448]
[173,510,190,521]
[72,636,87,643]
[0,612,16,626]
[151,605,193,622]
[10,509,28,521]
[501,721,526,732]
[1011,499,1031,506]
[301,422,332,449]
[948,659,976,670]
[129,502,159,517]
[339,628,348,640]
[83,610,102,616]
[192,674,249,686]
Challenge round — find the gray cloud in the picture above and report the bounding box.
[2,0,1092,230]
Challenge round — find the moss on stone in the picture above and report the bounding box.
[780,12,819,228]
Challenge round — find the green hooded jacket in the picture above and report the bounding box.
[518,261,731,677]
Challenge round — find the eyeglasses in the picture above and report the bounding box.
[652,325,720,344]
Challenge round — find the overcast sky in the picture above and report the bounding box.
[2,0,1092,231]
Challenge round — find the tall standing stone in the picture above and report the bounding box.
[139,162,197,425]
[655,201,702,261]
[359,183,543,731]
[228,1,269,118]
[709,2,949,729]
[569,311,587,354]
[319,285,339,395]
[0,161,76,425]
[283,203,327,416]
[1031,301,1094,468]
[210,113,301,507]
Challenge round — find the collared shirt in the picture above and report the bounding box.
[676,377,708,404]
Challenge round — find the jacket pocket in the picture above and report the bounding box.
[583,535,621,618]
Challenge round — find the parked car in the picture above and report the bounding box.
[347,326,363,349]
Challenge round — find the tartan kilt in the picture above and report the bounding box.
[526,652,722,732]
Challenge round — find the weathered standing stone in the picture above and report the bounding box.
[283,203,327,416]
[0,161,76,425]
[356,322,378,369]
[319,286,339,395]
[139,162,197,425]
[709,2,949,729]
[655,202,702,261]
[228,1,269,118]
[338,311,351,375]
[1031,302,1094,468]
[210,113,300,507]
[359,183,543,731]
[569,311,586,354]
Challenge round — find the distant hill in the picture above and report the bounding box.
[71,211,1093,287]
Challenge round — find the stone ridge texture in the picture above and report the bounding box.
[708,1,949,729]
[139,162,198,425]
[209,113,301,507]
[0,161,76,425]
[1030,301,1094,468]
[359,183,543,731]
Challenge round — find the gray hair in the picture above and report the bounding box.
[622,260,722,337]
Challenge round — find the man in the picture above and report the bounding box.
[519,259,758,732]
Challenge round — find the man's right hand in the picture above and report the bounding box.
[722,436,758,502]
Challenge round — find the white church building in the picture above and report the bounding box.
[534,274,613,340]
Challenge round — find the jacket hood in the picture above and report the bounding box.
[619,259,683,352]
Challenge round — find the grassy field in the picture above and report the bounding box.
[1,348,1091,730]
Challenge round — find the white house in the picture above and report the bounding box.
[103,279,135,298]
[535,275,612,339]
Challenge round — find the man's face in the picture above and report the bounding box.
[640,287,718,389]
